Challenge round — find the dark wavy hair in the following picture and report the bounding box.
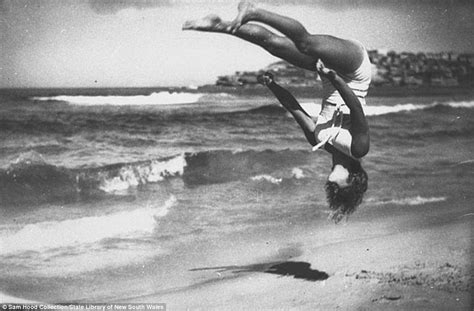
[325,161,368,223]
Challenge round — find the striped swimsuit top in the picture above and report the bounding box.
[320,49,372,115]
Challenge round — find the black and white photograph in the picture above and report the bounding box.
[1,0,473,309]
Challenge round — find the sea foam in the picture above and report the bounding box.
[251,174,283,184]
[368,196,447,206]
[300,100,474,117]
[32,91,204,106]
[0,196,176,254]
[98,155,187,193]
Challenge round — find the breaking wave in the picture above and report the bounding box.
[32,91,206,106]
[94,155,187,193]
[368,196,447,206]
[0,149,311,206]
[296,100,474,117]
[0,196,176,255]
[251,174,283,185]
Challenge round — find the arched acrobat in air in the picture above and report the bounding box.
[183,1,371,222]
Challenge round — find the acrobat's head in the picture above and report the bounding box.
[325,162,368,223]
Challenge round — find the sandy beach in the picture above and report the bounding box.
[126,199,473,310]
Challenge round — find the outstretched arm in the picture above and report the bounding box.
[317,61,370,158]
[258,73,317,146]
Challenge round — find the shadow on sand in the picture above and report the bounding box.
[190,261,329,282]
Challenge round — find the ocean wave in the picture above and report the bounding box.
[365,103,426,116]
[249,167,306,185]
[251,174,283,184]
[0,153,186,206]
[454,159,474,166]
[95,155,187,194]
[291,167,305,179]
[299,101,423,117]
[32,91,205,106]
[198,92,237,101]
[0,196,176,255]
[444,100,474,109]
[92,149,309,189]
[368,196,447,206]
[183,149,310,186]
[249,166,309,186]
[295,100,474,117]
[0,152,78,206]
[77,154,187,195]
[1,149,311,206]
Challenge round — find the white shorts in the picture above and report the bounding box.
[314,106,353,157]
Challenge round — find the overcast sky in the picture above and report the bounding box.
[1,0,473,88]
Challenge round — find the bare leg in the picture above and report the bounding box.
[235,24,317,70]
[257,72,316,146]
[230,1,364,74]
[183,15,316,70]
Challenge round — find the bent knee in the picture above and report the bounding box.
[351,134,370,158]
[295,36,312,54]
[351,142,369,158]
[352,147,368,159]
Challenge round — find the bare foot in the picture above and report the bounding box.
[182,14,229,32]
[228,1,256,33]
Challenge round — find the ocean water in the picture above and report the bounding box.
[0,88,473,302]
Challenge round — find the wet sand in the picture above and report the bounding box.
[129,201,473,310]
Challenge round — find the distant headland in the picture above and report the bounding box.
[198,50,474,97]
